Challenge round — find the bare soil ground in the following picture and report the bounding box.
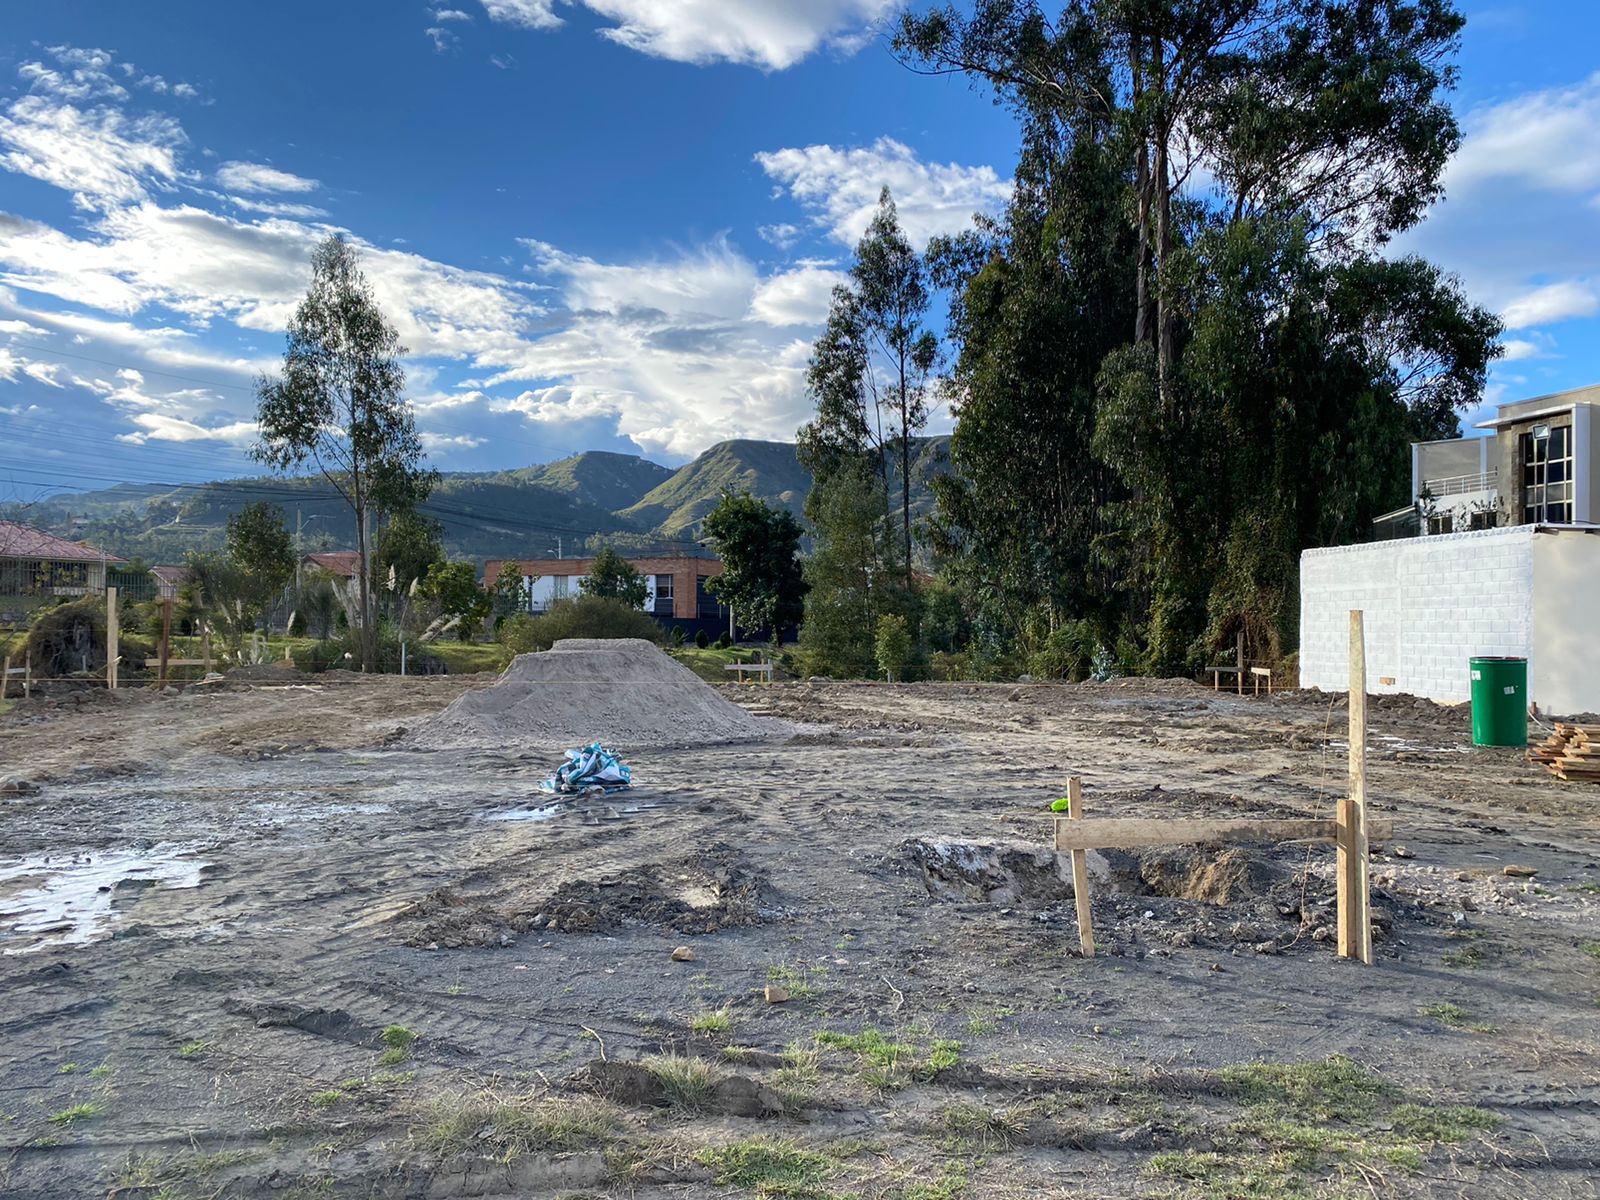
[2,671,1598,1199]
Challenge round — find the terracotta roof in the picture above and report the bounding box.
[150,565,190,584]
[303,550,361,577]
[0,521,124,564]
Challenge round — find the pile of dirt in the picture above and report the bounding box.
[410,638,792,750]
[399,849,771,946]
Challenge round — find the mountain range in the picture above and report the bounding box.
[5,437,951,565]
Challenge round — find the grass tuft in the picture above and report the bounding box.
[1419,1002,1496,1033]
[641,1053,721,1111]
[412,1090,619,1162]
[690,1007,733,1037]
[940,1099,1025,1149]
[48,1101,105,1126]
[697,1138,836,1198]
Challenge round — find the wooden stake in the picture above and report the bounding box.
[202,618,212,675]
[1337,610,1373,964]
[106,586,119,690]
[1,654,10,701]
[1065,776,1096,958]
[159,597,173,688]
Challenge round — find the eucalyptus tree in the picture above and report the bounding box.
[253,235,437,672]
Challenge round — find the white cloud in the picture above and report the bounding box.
[223,194,331,219]
[0,97,186,210]
[580,0,895,69]
[758,222,802,250]
[475,0,892,68]
[749,263,847,326]
[1500,280,1599,330]
[756,137,1010,246]
[114,412,258,445]
[426,25,460,52]
[433,7,474,19]
[1449,72,1600,202]
[419,431,487,451]
[480,0,562,30]
[19,46,128,102]
[216,160,320,194]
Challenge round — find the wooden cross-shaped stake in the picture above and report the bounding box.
[1336,609,1373,963]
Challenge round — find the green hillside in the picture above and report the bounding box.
[497,450,675,513]
[619,439,813,537]
[3,437,951,565]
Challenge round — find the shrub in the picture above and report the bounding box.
[287,610,307,637]
[714,632,732,649]
[695,629,710,649]
[1027,620,1097,682]
[496,596,661,655]
[25,597,154,678]
[669,625,686,646]
[874,613,912,682]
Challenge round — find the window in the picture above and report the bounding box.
[1467,510,1498,532]
[655,574,673,601]
[552,575,569,598]
[1521,423,1573,524]
[1427,513,1454,536]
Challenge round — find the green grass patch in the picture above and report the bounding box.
[1419,1002,1496,1033]
[641,1053,721,1111]
[690,1007,733,1036]
[309,1089,344,1110]
[1442,944,1487,968]
[940,1100,1025,1149]
[697,1138,837,1199]
[668,645,771,683]
[1218,1055,1394,1123]
[766,962,828,1000]
[1582,941,1600,961]
[412,1090,619,1161]
[178,1039,208,1059]
[48,1101,104,1126]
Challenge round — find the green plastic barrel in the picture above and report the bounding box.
[1469,657,1528,747]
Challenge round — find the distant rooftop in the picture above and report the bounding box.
[303,550,360,577]
[1474,382,1600,430]
[0,520,124,564]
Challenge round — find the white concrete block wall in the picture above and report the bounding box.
[1299,526,1535,702]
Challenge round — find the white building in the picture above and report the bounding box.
[1301,385,1600,715]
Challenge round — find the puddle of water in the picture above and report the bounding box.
[253,800,393,824]
[482,803,565,823]
[0,845,210,954]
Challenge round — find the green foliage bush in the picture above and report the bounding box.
[714,631,732,650]
[874,613,912,682]
[496,596,662,655]
[695,629,710,649]
[1027,620,1098,682]
[25,597,154,678]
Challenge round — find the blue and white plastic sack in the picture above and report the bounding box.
[539,742,632,794]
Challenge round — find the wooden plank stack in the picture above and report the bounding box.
[1528,724,1600,781]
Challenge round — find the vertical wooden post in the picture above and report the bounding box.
[23,653,29,698]
[159,597,173,688]
[1,654,10,701]
[1235,629,1245,695]
[1064,776,1096,958]
[106,586,119,690]
[1337,610,1373,964]
[202,618,212,675]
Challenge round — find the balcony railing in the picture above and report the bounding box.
[1421,468,1497,498]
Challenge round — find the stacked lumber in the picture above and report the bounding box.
[1529,724,1600,782]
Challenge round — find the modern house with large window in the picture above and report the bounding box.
[483,552,731,633]
[1375,384,1600,538]
[1300,385,1600,715]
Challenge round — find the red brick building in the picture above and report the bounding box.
[484,552,726,621]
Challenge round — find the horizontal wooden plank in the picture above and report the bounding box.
[142,658,209,667]
[1052,815,1394,851]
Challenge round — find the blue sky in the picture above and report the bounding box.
[1,2,1598,501]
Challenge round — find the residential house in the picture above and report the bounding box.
[1375,383,1600,538]
[484,552,732,635]
[302,550,361,581]
[1300,386,1600,714]
[150,565,190,601]
[0,520,124,601]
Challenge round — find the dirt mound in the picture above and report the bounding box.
[532,851,769,935]
[410,638,791,750]
[399,849,770,946]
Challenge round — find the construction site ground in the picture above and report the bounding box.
[2,671,1598,1199]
